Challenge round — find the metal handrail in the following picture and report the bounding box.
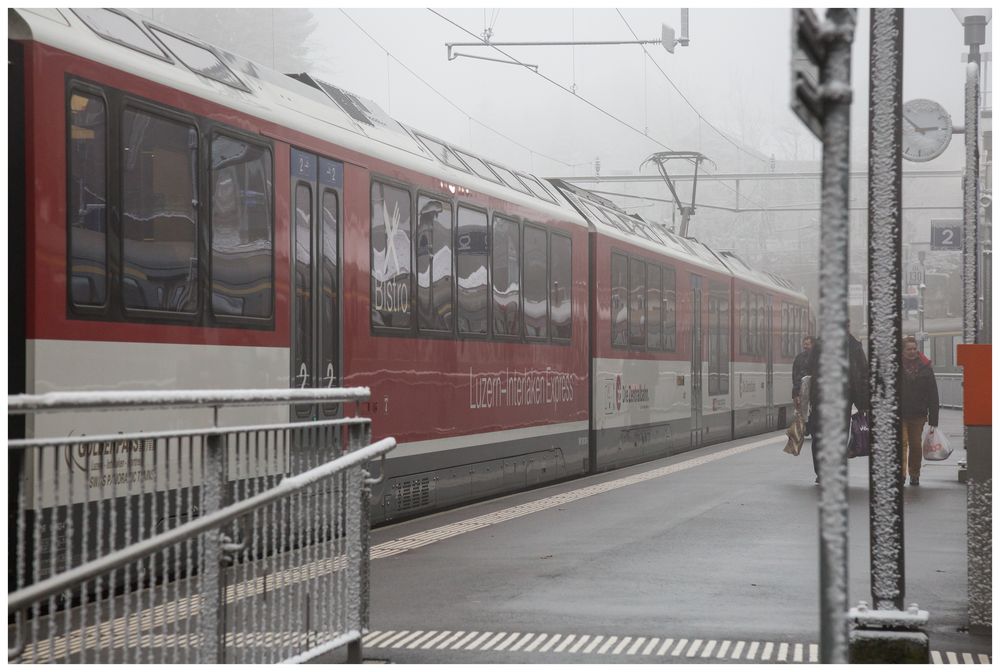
[7,436,396,613]
[8,387,371,414]
[7,415,370,449]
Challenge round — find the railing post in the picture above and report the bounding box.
[850,9,931,662]
[815,8,855,665]
[345,423,364,664]
[201,430,226,664]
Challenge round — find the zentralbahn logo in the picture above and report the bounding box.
[615,374,651,410]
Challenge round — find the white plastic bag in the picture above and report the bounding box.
[921,425,953,461]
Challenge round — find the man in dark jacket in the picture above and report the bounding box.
[792,336,815,412]
[900,335,939,486]
[806,323,871,483]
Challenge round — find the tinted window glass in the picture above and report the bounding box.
[647,264,662,350]
[151,28,247,91]
[523,225,548,338]
[73,9,167,59]
[611,253,628,348]
[211,135,273,318]
[456,207,488,335]
[708,295,720,395]
[487,163,531,195]
[121,109,198,312]
[321,190,338,387]
[416,195,453,332]
[371,182,412,328]
[454,149,501,183]
[629,258,646,347]
[294,183,312,388]
[550,233,572,340]
[723,297,729,387]
[741,291,750,354]
[492,216,521,337]
[69,91,107,307]
[663,267,676,351]
[416,135,470,173]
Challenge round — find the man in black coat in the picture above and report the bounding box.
[900,335,939,485]
[806,322,870,483]
[792,336,815,413]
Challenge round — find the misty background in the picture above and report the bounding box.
[136,8,991,334]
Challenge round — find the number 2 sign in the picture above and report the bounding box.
[930,220,962,251]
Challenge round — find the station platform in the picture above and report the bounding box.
[318,409,990,664]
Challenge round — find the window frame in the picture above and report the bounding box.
[414,189,457,338]
[610,251,629,350]
[522,222,550,342]
[549,230,573,344]
[662,265,677,352]
[65,83,112,317]
[369,176,416,336]
[119,99,202,321]
[490,213,523,342]
[454,202,491,340]
[628,256,647,349]
[207,127,276,325]
[72,9,173,63]
[146,23,251,93]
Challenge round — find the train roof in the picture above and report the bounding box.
[10,8,587,228]
[549,180,807,300]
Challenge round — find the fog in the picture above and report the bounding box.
[138,8,990,315]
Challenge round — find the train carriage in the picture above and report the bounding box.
[10,7,812,555]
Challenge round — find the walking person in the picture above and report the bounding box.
[792,336,815,416]
[899,335,940,486]
[806,322,870,484]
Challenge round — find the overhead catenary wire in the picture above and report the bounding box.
[428,9,772,212]
[616,9,769,166]
[339,9,576,168]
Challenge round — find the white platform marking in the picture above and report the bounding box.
[628,637,646,655]
[686,639,703,657]
[539,634,562,653]
[717,640,731,658]
[701,640,717,657]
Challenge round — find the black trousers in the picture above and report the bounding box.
[810,410,853,477]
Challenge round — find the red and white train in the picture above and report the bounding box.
[9,8,811,526]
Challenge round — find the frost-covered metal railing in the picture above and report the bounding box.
[7,389,395,664]
[936,373,963,409]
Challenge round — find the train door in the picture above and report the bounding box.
[290,148,342,421]
[690,275,704,448]
[765,294,775,429]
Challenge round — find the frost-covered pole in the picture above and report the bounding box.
[815,8,855,664]
[865,7,904,613]
[963,60,980,344]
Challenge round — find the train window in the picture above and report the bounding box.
[492,216,522,337]
[719,296,730,393]
[121,108,198,313]
[740,291,750,355]
[781,304,789,356]
[416,134,471,174]
[517,173,558,204]
[550,233,572,341]
[453,149,501,184]
[647,264,662,350]
[210,135,273,318]
[663,267,676,351]
[321,189,339,387]
[611,253,628,348]
[73,9,169,61]
[750,293,759,356]
[294,183,312,385]
[371,181,412,329]
[523,225,548,338]
[487,163,532,196]
[68,91,108,307]
[628,258,646,347]
[708,296,720,395]
[416,195,453,333]
[150,27,249,92]
[456,206,488,335]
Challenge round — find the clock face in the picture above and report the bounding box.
[902,99,952,162]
